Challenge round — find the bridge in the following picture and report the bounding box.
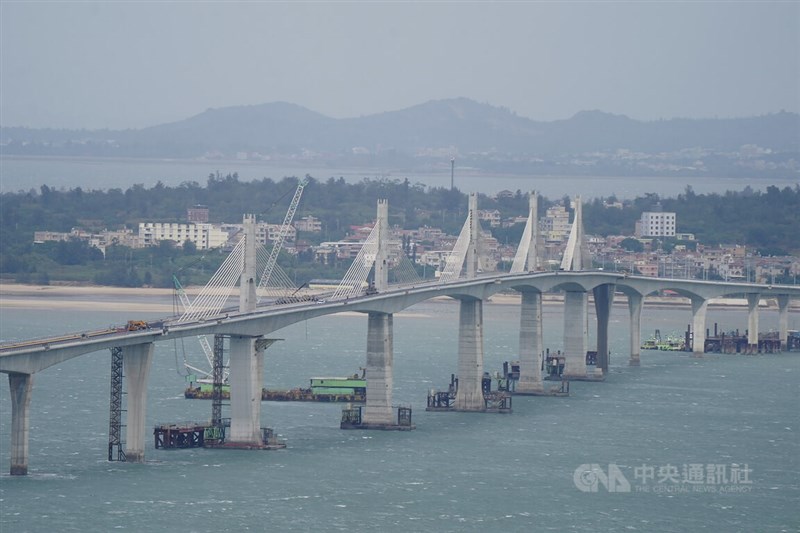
[3,192,799,475]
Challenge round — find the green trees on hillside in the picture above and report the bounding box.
[1,176,798,287]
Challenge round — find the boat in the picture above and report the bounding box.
[641,329,686,351]
[184,370,366,402]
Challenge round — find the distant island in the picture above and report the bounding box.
[2,98,798,179]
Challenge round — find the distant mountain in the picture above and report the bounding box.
[2,98,798,160]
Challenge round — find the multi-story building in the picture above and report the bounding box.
[294,216,322,233]
[478,209,501,228]
[540,204,572,243]
[187,205,209,223]
[137,222,228,250]
[638,210,676,237]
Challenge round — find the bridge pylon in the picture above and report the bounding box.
[511,191,540,273]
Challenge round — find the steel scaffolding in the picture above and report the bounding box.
[108,346,126,461]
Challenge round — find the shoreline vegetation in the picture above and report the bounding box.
[1,282,797,314]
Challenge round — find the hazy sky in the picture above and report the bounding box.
[1,1,798,130]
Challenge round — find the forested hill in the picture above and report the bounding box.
[3,98,798,158]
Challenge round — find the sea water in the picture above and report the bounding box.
[0,297,798,532]
[3,155,797,199]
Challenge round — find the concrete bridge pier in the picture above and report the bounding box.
[227,335,265,447]
[516,290,545,394]
[562,290,588,378]
[691,297,708,357]
[593,284,615,374]
[362,312,395,426]
[122,343,154,463]
[8,372,33,475]
[746,293,760,354]
[628,293,643,366]
[455,297,485,411]
[778,295,790,351]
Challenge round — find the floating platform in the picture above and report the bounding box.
[514,380,570,397]
[425,373,512,413]
[340,405,415,430]
[154,423,285,450]
[185,386,365,403]
[185,373,366,403]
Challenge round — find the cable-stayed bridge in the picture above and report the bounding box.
[2,192,799,475]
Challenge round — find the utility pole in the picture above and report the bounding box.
[450,157,455,190]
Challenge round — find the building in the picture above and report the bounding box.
[478,209,501,228]
[638,209,676,237]
[294,216,322,233]
[187,205,209,223]
[540,204,572,243]
[137,222,229,250]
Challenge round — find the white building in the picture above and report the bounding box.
[138,222,229,250]
[540,204,572,243]
[639,210,676,237]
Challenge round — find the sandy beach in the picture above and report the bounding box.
[1,282,797,313]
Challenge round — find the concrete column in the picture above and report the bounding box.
[563,290,588,377]
[374,200,389,292]
[8,372,33,475]
[527,192,539,271]
[593,284,615,373]
[455,297,485,411]
[363,313,394,424]
[627,293,643,366]
[123,342,154,463]
[778,295,790,351]
[746,293,760,354]
[240,214,257,313]
[516,290,544,393]
[466,193,479,279]
[691,297,708,357]
[228,335,263,446]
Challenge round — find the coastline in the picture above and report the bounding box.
[1,282,798,313]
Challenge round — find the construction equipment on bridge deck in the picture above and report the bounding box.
[426,372,512,413]
[340,404,415,431]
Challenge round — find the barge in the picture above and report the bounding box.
[185,371,366,403]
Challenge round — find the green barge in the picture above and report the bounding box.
[185,373,366,403]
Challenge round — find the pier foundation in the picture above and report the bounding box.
[746,294,760,354]
[593,284,615,374]
[778,295,790,351]
[9,372,32,475]
[563,290,588,378]
[516,290,545,394]
[123,342,154,463]
[227,335,265,447]
[454,297,485,411]
[361,312,399,427]
[691,297,708,358]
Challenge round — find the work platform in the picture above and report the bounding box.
[340,405,415,430]
[426,373,512,413]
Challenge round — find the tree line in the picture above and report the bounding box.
[1,174,797,287]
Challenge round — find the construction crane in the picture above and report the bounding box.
[257,177,308,297]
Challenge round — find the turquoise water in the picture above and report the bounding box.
[1,298,798,532]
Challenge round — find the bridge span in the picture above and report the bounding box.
[3,271,798,474]
[3,195,799,475]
